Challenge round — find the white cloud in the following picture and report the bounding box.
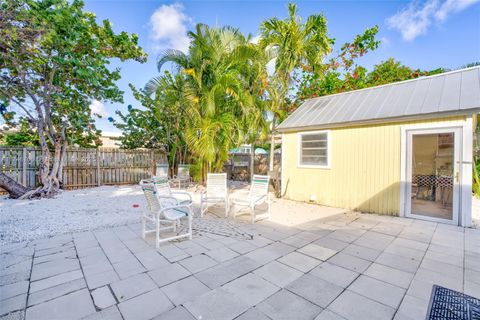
[380,36,391,48]
[387,0,438,41]
[90,100,108,118]
[387,0,479,41]
[435,0,479,21]
[150,3,191,53]
[250,35,261,44]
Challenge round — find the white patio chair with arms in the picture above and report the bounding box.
[171,164,193,189]
[140,180,192,248]
[200,173,228,217]
[230,175,270,224]
[155,163,169,180]
[151,177,193,207]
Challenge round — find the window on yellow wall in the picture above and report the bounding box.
[299,131,329,167]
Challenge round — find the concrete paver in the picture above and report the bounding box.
[1,211,478,320]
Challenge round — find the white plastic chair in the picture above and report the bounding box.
[230,175,270,224]
[140,180,192,248]
[171,164,193,189]
[200,173,228,217]
[155,163,169,180]
[150,177,192,206]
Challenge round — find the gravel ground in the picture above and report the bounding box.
[0,185,148,245]
[0,180,347,245]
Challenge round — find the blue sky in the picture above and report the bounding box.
[83,0,480,133]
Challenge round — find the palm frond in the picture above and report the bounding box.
[156,49,189,72]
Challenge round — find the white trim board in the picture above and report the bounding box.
[399,118,473,227]
[296,130,331,169]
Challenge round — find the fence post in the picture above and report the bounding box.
[22,147,27,186]
[150,150,155,176]
[96,148,101,186]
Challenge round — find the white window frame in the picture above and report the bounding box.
[297,130,331,169]
[399,117,473,227]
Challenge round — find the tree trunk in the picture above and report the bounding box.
[269,116,276,171]
[269,116,282,197]
[0,173,31,199]
[23,122,65,198]
[57,140,67,188]
[37,124,51,188]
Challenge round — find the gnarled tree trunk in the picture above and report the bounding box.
[29,139,66,198]
[0,172,31,199]
[20,122,68,199]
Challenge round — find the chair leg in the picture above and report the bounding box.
[267,201,271,220]
[188,216,192,240]
[230,203,235,220]
[225,198,230,218]
[141,216,146,239]
[250,206,255,224]
[155,219,160,249]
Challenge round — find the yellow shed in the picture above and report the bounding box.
[278,67,480,227]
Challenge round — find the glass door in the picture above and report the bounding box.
[405,128,461,224]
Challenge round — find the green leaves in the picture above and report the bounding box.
[297,57,445,101]
[0,0,147,150]
[149,24,268,173]
[260,3,333,82]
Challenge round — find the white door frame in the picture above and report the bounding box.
[400,117,473,226]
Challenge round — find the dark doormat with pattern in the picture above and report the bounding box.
[427,285,480,320]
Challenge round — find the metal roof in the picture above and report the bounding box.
[278,66,480,132]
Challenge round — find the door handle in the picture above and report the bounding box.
[455,171,459,183]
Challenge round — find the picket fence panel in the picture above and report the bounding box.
[0,146,166,190]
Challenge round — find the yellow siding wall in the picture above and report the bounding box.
[282,116,466,215]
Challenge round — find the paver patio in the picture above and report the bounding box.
[1,210,480,320]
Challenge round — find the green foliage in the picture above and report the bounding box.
[152,24,269,175]
[0,0,147,148]
[367,58,445,85]
[114,75,191,169]
[462,61,480,68]
[295,26,380,100]
[188,158,204,182]
[473,159,480,198]
[1,118,39,146]
[113,86,167,150]
[0,0,146,195]
[297,58,446,101]
[336,26,380,72]
[260,3,334,81]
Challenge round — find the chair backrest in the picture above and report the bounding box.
[156,163,169,179]
[140,180,161,214]
[151,177,172,197]
[206,173,227,198]
[177,164,190,179]
[249,175,269,199]
[140,179,177,219]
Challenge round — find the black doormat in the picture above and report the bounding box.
[427,285,480,320]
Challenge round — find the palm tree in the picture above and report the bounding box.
[237,41,271,180]
[155,24,263,181]
[259,3,333,170]
[145,71,190,172]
